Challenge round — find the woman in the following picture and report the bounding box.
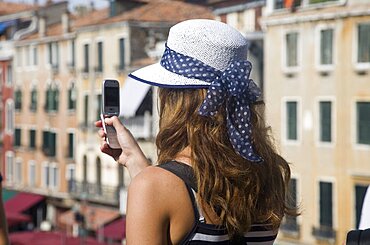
[97,19,296,244]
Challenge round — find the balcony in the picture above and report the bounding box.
[69,180,123,205]
[122,113,152,140]
[0,41,14,59]
[312,225,336,241]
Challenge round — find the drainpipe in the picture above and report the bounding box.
[13,15,38,40]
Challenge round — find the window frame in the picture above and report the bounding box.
[315,177,337,231]
[5,99,15,134]
[14,127,22,147]
[29,128,36,149]
[28,160,36,187]
[96,40,104,73]
[67,80,77,112]
[67,129,76,159]
[352,98,370,149]
[41,162,50,188]
[14,157,22,184]
[5,151,14,183]
[353,21,370,71]
[315,24,336,72]
[49,162,59,190]
[282,30,301,74]
[282,97,302,145]
[316,97,336,147]
[6,63,13,87]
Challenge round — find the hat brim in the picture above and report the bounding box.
[129,63,211,89]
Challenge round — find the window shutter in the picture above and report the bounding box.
[119,38,125,70]
[320,182,333,227]
[357,102,370,145]
[358,24,370,63]
[287,102,297,140]
[320,101,332,142]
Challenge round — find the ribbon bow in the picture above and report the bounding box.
[198,61,263,162]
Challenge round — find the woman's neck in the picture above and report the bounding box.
[174,146,192,166]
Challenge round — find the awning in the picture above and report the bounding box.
[120,76,151,118]
[102,216,126,241]
[6,212,31,227]
[2,188,18,201]
[59,205,120,231]
[5,192,45,213]
[9,231,113,245]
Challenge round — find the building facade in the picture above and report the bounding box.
[263,0,370,244]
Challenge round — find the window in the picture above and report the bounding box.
[14,128,21,147]
[68,40,75,68]
[355,185,368,229]
[83,43,89,73]
[5,151,14,182]
[67,132,75,159]
[68,83,76,110]
[286,101,298,140]
[45,84,59,112]
[14,89,22,111]
[96,94,102,120]
[84,94,89,127]
[96,41,103,72]
[6,64,12,86]
[32,45,38,66]
[319,181,333,228]
[42,164,50,187]
[357,102,370,145]
[16,48,22,67]
[29,161,36,187]
[119,38,125,70]
[14,159,22,183]
[30,88,37,111]
[320,29,333,65]
[286,32,299,67]
[50,165,59,189]
[48,42,59,69]
[67,164,76,192]
[29,129,36,149]
[96,157,102,195]
[320,101,332,142]
[5,99,14,133]
[25,46,31,66]
[42,131,57,157]
[357,23,370,64]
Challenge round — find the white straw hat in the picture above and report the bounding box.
[129,19,249,88]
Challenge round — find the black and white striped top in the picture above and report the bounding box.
[158,161,278,245]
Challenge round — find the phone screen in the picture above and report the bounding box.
[105,87,119,107]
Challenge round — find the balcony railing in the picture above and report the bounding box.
[312,225,336,240]
[69,180,124,204]
[122,113,152,139]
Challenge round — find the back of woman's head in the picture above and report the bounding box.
[156,88,294,237]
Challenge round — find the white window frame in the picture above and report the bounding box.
[41,162,50,188]
[116,32,130,71]
[28,160,36,187]
[49,162,59,190]
[5,63,13,87]
[290,173,303,225]
[5,99,14,134]
[14,157,23,184]
[315,97,336,147]
[24,45,31,68]
[352,98,370,150]
[81,39,91,74]
[282,29,302,74]
[5,151,14,183]
[281,97,302,145]
[95,37,105,72]
[315,176,337,230]
[46,42,59,68]
[67,39,75,67]
[315,24,336,72]
[353,21,370,71]
[31,44,38,67]
[16,47,22,68]
[67,79,77,113]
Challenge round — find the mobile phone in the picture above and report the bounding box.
[101,79,121,149]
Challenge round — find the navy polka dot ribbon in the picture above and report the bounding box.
[160,44,263,163]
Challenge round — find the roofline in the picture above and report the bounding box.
[262,7,370,27]
[14,32,76,46]
[0,10,36,22]
[213,0,265,15]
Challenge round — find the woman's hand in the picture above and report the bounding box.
[95,116,150,178]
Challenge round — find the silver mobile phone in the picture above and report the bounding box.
[101,79,121,149]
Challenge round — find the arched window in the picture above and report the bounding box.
[68,81,76,110]
[5,99,14,134]
[45,82,59,112]
[30,86,37,112]
[14,88,22,111]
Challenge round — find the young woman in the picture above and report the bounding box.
[97,19,296,244]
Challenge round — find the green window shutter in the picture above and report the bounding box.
[49,132,56,157]
[14,128,21,147]
[68,133,74,158]
[119,38,125,70]
[320,101,332,142]
[320,29,333,65]
[84,95,89,127]
[84,44,89,72]
[54,88,59,111]
[319,182,333,227]
[357,102,370,145]
[287,101,297,140]
[286,33,298,67]
[98,42,103,72]
[358,23,370,63]
[29,129,36,149]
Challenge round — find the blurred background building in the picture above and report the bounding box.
[0,0,369,244]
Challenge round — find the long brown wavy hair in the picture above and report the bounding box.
[156,88,297,238]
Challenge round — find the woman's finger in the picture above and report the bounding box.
[98,128,106,138]
[95,120,103,127]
